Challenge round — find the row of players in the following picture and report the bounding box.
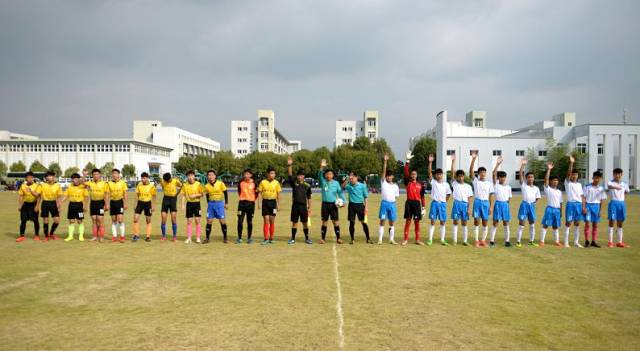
[16,152,630,248]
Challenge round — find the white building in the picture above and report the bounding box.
[133,120,220,163]
[230,109,302,158]
[411,110,640,188]
[335,110,380,147]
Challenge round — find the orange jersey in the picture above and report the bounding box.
[238,180,257,202]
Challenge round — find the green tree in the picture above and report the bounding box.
[410,136,437,173]
[122,164,136,179]
[64,166,80,178]
[48,162,62,176]
[373,138,396,173]
[100,162,115,174]
[10,161,26,172]
[290,149,317,177]
[211,151,243,175]
[29,160,48,173]
[174,156,197,174]
[194,155,215,173]
[243,152,287,180]
[84,162,96,172]
[0,160,7,178]
[352,136,373,152]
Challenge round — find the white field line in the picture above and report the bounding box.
[332,244,345,349]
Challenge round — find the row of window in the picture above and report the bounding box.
[445,144,605,157]
[134,145,170,157]
[0,144,131,153]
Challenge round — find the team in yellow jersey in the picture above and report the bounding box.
[180,170,204,243]
[257,167,282,244]
[204,170,229,243]
[160,173,182,241]
[16,172,41,242]
[108,169,128,242]
[85,169,110,242]
[133,172,157,242]
[61,173,89,242]
[40,171,63,240]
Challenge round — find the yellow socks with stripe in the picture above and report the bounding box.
[78,223,85,241]
[65,224,75,241]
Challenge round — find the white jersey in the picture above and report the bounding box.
[584,183,607,204]
[472,177,494,201]
[607,180,629,202]
[452,181,473,202]
[430,179,451,202]
[494,182,512,202]
[381,180,400,203]
[520,182,541,204]
[544,186,563,208]
[564,179,584,203]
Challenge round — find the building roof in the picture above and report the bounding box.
[0,138,173,151]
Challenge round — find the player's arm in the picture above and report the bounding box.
[519,158,526,184]
[287,156,293,178]
[544,162,553,188]
[567,154,575,180]
[276,185,281,211]
[492,156,502,183]
[83,192,89,213]
[35,191,42,213]
[104,186,110,211]
[123,187,128,211]
[223,189,229,209]
[338,183,346,202]
[404,151,412,183]
[469,151,477,179]
[427,154,434,181]
[180,187,186,210]
[256,183,262,209]
[151,190,157,213]
[450,154,456,184]
[382,154,389,180]
[363,184,369,213]
[306,186,312,213]
[488,192,493,215]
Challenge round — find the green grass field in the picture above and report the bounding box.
[1,191,639,350]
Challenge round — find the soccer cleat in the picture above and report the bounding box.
[462,241,470,246]
[145,237,151,242]
[349,240,354,245]
[401,240,408,246]
[474,240,480,248]
[171,236,177,242]
[90,237,98,242]
[441,240,449,246]
[111,237,118,243]
[160,237,166,242]
[235,238,243,244]
[367,239,374,244]
[268,239,273,244]
[563,243,570,248]
[184,238,191,244]
[489,241,495,248]
[288,239,295,245]
[64,235,74,242]
[119,236,126,243]
[584,240,590,247]
[426,240,432,246]
[607,241,614,248]
[132,235,140,242]
[196,237,201,244]
[16,236,26,243]
[261,240,269,245]
[505,241,512,247]
[480,240,487,247]
[515,242,522,248]
[554,241,563,247]
[33,235,40,241]
[305,239,313,245]
[247,239,254,244]
[590,241,600,248]
[539,241,545,247]
[616,242,629,248]
[377,240,383,245]
[574,242,584,248]
[202,239,210,244]
[223,239,229,244]
[50,234,58,240]
[389,240,398,245]
[528,241,539,247]
[415,240,425,246]
[336,239,343,244]
[318,239,326,244]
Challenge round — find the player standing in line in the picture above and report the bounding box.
[450,154,473,246]
[583,171,606,248]
[160,173,182,242]
[402,152,426,246]
[108,169,128,243]
[257,167,282,244]
[181,170,204,244]
[62,173,89,242]
[132,172,156,242]
[16,171,41,242]
[490,156,513,247]
[516,159,541,247]
[426,154,451,246]
[469,151,495,247]
[318,159,346,244]
[379,154,399,245]
[85,169,110,242]
[236,169,257,244]
[564,155,586,248]
[540,162,563,247]
[40,171,63,241]
[204,170,228,244]
[607,168,630,248]
[287,156,312,245]
[343,170,372,244]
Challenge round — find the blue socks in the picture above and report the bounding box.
[172,223,177,238]
[161,224,167,237]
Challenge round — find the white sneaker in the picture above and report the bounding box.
[389,240,397,245]
[184,238,191,244]
[574,242,584,248]
[377,240,383,245]
[564,242,570,248]
[401,240,408,246]
[196,237,201,244]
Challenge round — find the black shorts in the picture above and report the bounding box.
[321,202,339,221]
[290,203,309,223]
[90,200,105,217]
[40,200,59,218]
[348,202,366,222]
[186,202,201,218]
[161,196,178,213]
[20,202,38,222]
[135,201,153,217]
[110,200,125,216]
[262,199,277,217]
[67,202,85,220]
[404,200,423,220]
[237,200,255,217]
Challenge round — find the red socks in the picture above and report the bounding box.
[403,221,411,240]
[414,220,421,241]
[263,223,269,240]
[269,223,275,240]
[584,223,598,241]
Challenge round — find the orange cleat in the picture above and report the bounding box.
[33,236,41,241]
[119,237,125,243]
[480,240,487,247]
[607,242,614,248]
[474,240,481,248]
[616,242,629,248]
[16,236,26,243]
[111,237,118,243]
[554,241,563,247]
[171,237,177,242]
[50,234,58,240]
[539,241,545,247]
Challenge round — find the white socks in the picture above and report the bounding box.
[463,226,468,243]
[490,227,497,242]
[618,228,623,243]
[452,226,458,243]
[474,226,479,241]
[112,223,118,237]
[609,227,614,243]
[541,227,548,242]
[517,225,524,243]
[573,226,580,244]
[504,225,510,242]
[529,224,535,242]
[440,225,445,242]
[482,226,489,241]
[429,225,435,242]
[553,229,559,243]
[120,223,126,237]
[389,227,395,242]
[564,227,571,246]
[378,226,384,242]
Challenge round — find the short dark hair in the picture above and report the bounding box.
[455,170,465,177]
[243,168,253,175]
[478,167,487,173]
[434,168,443,175]
[296,169,305,176]
[71,173,81,179]
[613,168,623,175]
[25,171,34,177]
[266,167,275,173]
[385,170,394,177]
[207,169,217,176]
[112,168,120,174]
[163,172,171,181]
[549,175,559,181]
[349,170,358,177]
[593,171,603,178]
[186,170,195,176]
[497,171,507,178]
[571,169,579,175]
[141,172,149,178]
[324,168,334,175]
[92,168,101,174]
[45,171,55,177]
[525,171,534,178]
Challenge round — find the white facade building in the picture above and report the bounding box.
[133,120,220,163]
[335,110,380,147]
[230,109,302,158]
[411,110,640,188]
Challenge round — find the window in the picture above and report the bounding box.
[446,150,455,156]
[597,144,604,155]
[368,120,376,127]
[61,144,76,152]
[515,150,525,156]
[260,143,268,150]
[473,119,483,127]
[469,149,478,156]
[10,144,22,152]
[515,172,521,180]
[568,122,573,126]
[0,144,5,152]
[237,127,242,132]
[368,132,376,139]
[152,123,158,127]
[44,144,59,152]
[576,143,587,154]
[538,150,547,157]
[260,131,269,138]
[492,150,502,156]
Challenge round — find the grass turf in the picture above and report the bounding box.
[0,191,639,350]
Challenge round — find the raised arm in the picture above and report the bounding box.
[469,151,477,179]
[287,156,293,177]
[318,159,327,186]
[493,156,503,183]
[404,151,413,182]
[519,158,527,184]
[567,154,575,180]
[427,154,434,181]
[544,162,554,187]
[450,154,456,183]
[381,154,389,180]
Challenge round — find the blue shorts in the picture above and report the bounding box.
[451,200,469,221]
[517,201,536,223]
[565,201,583,223]
[542,206,562,228]
[429,201,447,221]
[493,201,511,221]
[379,200,397,222]
[473,199,490,220]
[207,201,226,220]
[584,203,601,223]
[608,200,626,222]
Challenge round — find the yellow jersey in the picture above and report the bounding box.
[85,180,109,201]
[19,182,41,203]
[65,184,88,203]
[204,181,227,202]
[181,181,204,203]
[136,182,156,202]
[108,180,128,201]
[258,179,281,200]
[40,182,63,201]
[161,178,182,197]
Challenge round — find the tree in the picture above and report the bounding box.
[10,161,26,172]
[84,162,96,172]
[48,162,62,176]
[372,138,396,173]
[174,156,197,174]
[0,160,8,178]
[290,149,317,177]
[211,151,243,175]
[243,152,287,180]
[100,162,115,174]
[352,136,373,152]
[29,160,48,173]
[410,136,437,172]
[122,164,136,179]
[194,155,215,173]
[64,167,80,178]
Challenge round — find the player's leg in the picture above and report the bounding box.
[132,213,141,241]
[161,210,168,239]
[65,219,77,242]
[237,208,246,243]
[144,214,152,241]
[185,216,193,243]
[205,218,214,243]
[503,220,511,246]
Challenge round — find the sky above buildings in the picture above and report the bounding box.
[0,0,638,155]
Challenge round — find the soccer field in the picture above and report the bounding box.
[1,191,639,350]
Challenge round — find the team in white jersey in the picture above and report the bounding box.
[450,155,474,245]
[427,154,452,245]
[489,156,513,247]
[378,154,399,244]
